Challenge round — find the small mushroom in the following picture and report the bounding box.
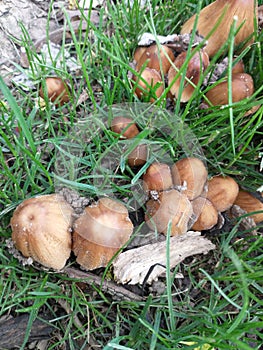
[132,67,164,102]
[136,44,175,74]
[180,0,256,57]
[234,190,263,223]
[205,72,254,105]
[191,197,218,231]
[39,77,70,105]
[171,157,208,200]
[128,143,148,167]
[134,46,147,63]
[232,59,245,74]
[207,175,239,212]
[143,162,173,193]
[168,50,209,102]
[10,194,73,270]
[73,198,133,270]
[145,189,193,235]
[111,116,139,139]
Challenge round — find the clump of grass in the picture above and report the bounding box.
[0,0,262,349]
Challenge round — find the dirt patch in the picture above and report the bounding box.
[0,0,63,82]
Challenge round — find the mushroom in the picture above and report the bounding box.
[180,0,256,57]
[39,77,70,106]
[127,143,148,167]
[136,44,175,74]
[143,162,173,193]
[205,72,254,105]
[168,50,209,102]
[132,67,164,102]
[10,194,73,270]
[206,175,239,212]
[234,190,263,223]
[73,198,133,270]
[111,116,139,139]
[134,46,147,63]
[145,189,193,235]
[171,157,208,200]
[232,59,245,74]
[191,197,218,231]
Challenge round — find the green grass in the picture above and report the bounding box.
[0,0,263,349]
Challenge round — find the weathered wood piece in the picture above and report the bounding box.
[113,231,216,285]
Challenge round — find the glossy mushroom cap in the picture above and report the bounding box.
[191,197,218,231]
[39,77,70,105]
[134,46,147,63]
[171,157,208,200]
[207,175,239,212]
[232,60,245,74]
[136,44,175,74]
[234,190,263,223]
[111,116,139,139]
[206,73,254,105]
[132,67,164,102]
[145,189,193,236]
[128,143,148,167]
[181,0,256,57]
[11,194,73,270]
[168,50,209,102]
[143,162,173,193]
[73,198,133,270]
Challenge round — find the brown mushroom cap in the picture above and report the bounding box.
[73,198,133,270]
[206,73,254,106]
[145,189,193,235]
[143,162,173,193]
[134,46,147,63]
[11,194,73,270]
[232,60,245,74]
[168,50,209,102]
[171,157,208,200]
[111,116,139,139]
[39,77,70,105]
[207,175,239,212]
[132,67,164,102]
[191,197,218,231]
[234,190,263,223]
[180,0,256,57]
[128,143,148,167]
[136,44,175,74]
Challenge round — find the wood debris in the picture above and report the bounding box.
[113,231,215,285]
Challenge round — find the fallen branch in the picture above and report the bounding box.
[64,267,145,301]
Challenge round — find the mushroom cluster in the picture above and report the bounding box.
[143,158,208,234]
[8,0,262,276]
[9,162,262,272]
[108,117,261,233]
[131,0,257,106]
[132,44,210,103]
[10,194,133,271]
[131,44,175,101]
[142,157,260,234]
